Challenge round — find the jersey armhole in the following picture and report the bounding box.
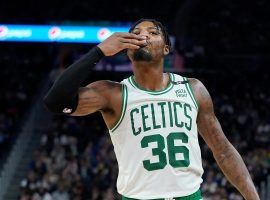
[183,77,199,110]
[110,84,128,132]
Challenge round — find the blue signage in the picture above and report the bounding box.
[0,24,129,43]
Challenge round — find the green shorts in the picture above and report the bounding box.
[122,189,202,200]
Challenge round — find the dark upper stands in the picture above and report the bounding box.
[0,44,51,170]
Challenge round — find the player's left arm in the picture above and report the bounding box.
[189,78,260,200]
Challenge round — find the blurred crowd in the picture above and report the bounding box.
[19,115,118,200]
[18,70,270,200]
[0,44,50,171]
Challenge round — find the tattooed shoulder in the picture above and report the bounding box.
[187,78,213,110]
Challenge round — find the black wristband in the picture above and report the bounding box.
[43,46,105,114]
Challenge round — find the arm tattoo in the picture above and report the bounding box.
[189,78,260,200]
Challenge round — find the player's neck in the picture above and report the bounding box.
[132,61,169,91]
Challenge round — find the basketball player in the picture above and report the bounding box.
[44,19,260,200]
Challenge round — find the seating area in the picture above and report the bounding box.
[0,44,50,171]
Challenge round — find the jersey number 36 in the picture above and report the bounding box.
[141,132,190,171]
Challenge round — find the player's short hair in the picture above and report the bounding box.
[129,18,171,52]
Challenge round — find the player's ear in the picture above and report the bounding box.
[163,45,170,56]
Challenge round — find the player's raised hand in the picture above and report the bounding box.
[97,32,147,56]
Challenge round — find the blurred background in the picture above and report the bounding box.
[0,0,269,199]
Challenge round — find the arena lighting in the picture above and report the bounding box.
[0,24,129,43]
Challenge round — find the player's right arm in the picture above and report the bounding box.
[43,33,147,115]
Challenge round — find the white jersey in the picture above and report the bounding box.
[108,73,203,199]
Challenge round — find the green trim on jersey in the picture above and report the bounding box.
[111,84,128,132]
[128,77,136,89]
[122,189,202,200]
[128,73,175,95]
[183,77,199,110]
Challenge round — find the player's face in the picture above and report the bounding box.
[127,21,169,62]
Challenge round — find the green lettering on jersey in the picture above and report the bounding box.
[141,134,167,171]
[167,132,190,167]
[173,102,184,128]
[141,104,151,132]
[157,102,166,128]
[150,103,161,129]
[130,108,141,135]
[141,132,190,171]
[168,102,174,127]
[184,103,192,131]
